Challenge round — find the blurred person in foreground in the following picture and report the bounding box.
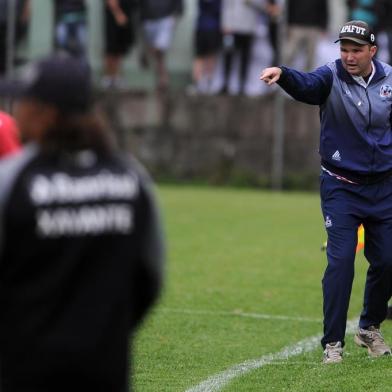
[0,110,20,157]
[261,20,392,364]
[0,54,165,391]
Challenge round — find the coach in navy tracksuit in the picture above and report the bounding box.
[261,20,392,363]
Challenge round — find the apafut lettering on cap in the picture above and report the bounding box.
[335,20,376,45]
[341,25,367,35]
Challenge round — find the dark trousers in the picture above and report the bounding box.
[320,172,392,348]
[0,23,27,74]
[221,33,253,94]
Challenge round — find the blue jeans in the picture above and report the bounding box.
[320,172,392,348]
[55,20,86,57]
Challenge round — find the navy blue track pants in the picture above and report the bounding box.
[320,172,392,348]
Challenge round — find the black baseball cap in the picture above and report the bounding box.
[0,54,92,113]
[335,20,376,46]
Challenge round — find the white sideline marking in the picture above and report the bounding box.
[185,319,358,392]
[160,307,322,323]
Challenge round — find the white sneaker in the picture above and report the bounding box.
[323,341,343,364]
[354,326,391,357]
[100,76,128,91]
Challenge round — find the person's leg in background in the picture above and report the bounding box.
[55,21,85,57]
[102,5,133,89]
[283,25,304,68]
[55,21,69,52]
[154,47,168,91]
[142,16,176,93]
[303,27,321,72]
[190,30,222,94]
[220,33,235,94]
[74,21,87,57]
[102,6,122,88]
[235,33,253,95]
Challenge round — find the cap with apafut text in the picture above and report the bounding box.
[335,20,376,46]
[0,54,92,114]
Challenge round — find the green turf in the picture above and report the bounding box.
[133,185,391,392]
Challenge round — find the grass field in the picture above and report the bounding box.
[133,185,392,392]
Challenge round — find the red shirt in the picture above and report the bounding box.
[0,111,21,158]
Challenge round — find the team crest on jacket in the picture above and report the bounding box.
[380,84,392,100]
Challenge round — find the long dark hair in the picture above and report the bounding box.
[40,108,117,156]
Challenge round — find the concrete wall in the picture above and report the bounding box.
[97,92,321,189]
[0,90,321,189]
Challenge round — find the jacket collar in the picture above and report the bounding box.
[336,58,386,85]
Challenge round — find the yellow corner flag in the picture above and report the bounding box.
[356,224,364,252]
[321,224,364,252]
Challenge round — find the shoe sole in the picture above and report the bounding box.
[323,358,342,364]
[354,334,391,357]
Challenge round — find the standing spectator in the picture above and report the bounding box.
[284,0,328,71]
[0,0,30,75]
[267,0,280,65]
[53,0,87,58]
[189,0,222,95]
[0,110,20,157]
[375,0,392,63]
[102,0,137,89]
[139,0,183,92]
[0,54,164,391]
[246,1,280,96]
[220,0,267,95]
[347,0,377,27]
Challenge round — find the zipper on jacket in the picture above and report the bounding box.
[365,87,375,171]
[365,88,372,131]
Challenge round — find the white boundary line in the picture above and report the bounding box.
[160,308,322,323]
[185,319,358,392]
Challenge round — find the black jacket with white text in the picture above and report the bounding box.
[0,144,164,391]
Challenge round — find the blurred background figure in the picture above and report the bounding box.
[245,0,281,96]
[284,0,329,71]
[375,0,392,63]
[53,0,87,58]
[267,0,281,65]
[346,0,377,26]
[189,0,222,95]
[0,110,20,157]
[220,0,268,95]
[139,0,184,93]
[0,54,164,391]
[0,0,30,76]
[102,0,137,89]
